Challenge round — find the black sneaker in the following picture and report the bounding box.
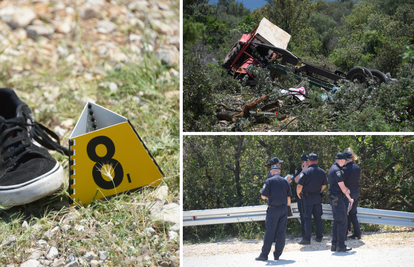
[0,88,69,207]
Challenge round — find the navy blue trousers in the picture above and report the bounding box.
[260,205,288,259]
[302,195,323,241]
[296,196,305,237]
[345,188,361,237]
[330,196,347,247]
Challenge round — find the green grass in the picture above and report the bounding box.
[0,35,179,266]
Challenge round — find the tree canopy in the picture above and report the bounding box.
[183,0,414,132]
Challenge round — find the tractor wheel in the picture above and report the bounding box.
[222,42,242,69]
[345,66,373,84]
[370,69,389,85]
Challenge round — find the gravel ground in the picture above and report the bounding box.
[183,247,414,267]
[183,227,414,257]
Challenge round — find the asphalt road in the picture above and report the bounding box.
[183,247,413,267]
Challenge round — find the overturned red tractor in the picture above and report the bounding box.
[223,18,390,90]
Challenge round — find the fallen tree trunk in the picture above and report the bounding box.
[216,95,284,121]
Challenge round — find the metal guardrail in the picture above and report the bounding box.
[183,203,414,228]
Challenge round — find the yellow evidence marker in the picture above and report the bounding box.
[69,102,164,205]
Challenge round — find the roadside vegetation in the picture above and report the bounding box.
[183,0,414,132]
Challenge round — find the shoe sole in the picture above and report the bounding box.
[0,162,64,206]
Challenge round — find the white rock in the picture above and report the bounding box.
[74,224,85,232]
[144,227,156,236]
[154,47,179,65]
[20,259,40,267]
[158,3,170,10]
[5,7,36,29]
[87,0,106,6]
[53,126,66,138]
[152,20,174,36]
[62,225,71,231]
[1,235,17,246]
[98,250,108,261]
[128,1,149,11]
[90,260,99,267]
[44,226,59,239]
[168,230,178,241]
[154,203,180,225]
[46,246,59,260]
[96,20,117,34]
[128,34,141,43]
[152,185,169,201]
[56,16,72,34]
[147,200,164,216]
[170,223,179,231]
[84,252,96,261]
[28,250,42,260]
[51,257,65,266]
[37,239,48,248]
[22,220,29,230]
[109,82,118,93]
[60,118,74,129]
[26,24,54,40]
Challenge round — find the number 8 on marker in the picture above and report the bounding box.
[87,136,124,189]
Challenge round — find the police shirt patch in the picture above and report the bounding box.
[300,173,304,178]
[336,171,341,177]
[262,184,266,191]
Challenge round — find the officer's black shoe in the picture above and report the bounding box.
[336,246,352,252]
[298,239,310,245]
[255,256,267,261]
[315,237,322,242]
[349,234,361,240]
[331,244,337,251]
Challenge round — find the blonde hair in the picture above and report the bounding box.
[344,147,358,161]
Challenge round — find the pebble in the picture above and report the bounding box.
[84,252,96,261]
[80,4,99,20]
[96,20,117,34]
[26,24,54,40]
[98,251,109,261]
[46,247,59,260]
[144,227,156,236]
[152,185,169,201]
[4,7,36,29]
[168,231,178,241]
[20,259,40,267]
[1,235,17,246]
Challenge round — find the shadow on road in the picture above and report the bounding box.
[332,251,357,257]
[264,259,296,265]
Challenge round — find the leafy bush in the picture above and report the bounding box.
[183,53,216,132]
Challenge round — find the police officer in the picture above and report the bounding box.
[328,153,354,252]
[293,154,309,237]
[256,164,293,261]
[343,149,362,239]
[266,157,283,179]
[297,153,327,244]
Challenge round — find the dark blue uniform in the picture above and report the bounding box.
[259,174,292,260]
[298,164,327,242]
[342,161,361,237]
[294,167,305,237]
[328,162,347,248]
